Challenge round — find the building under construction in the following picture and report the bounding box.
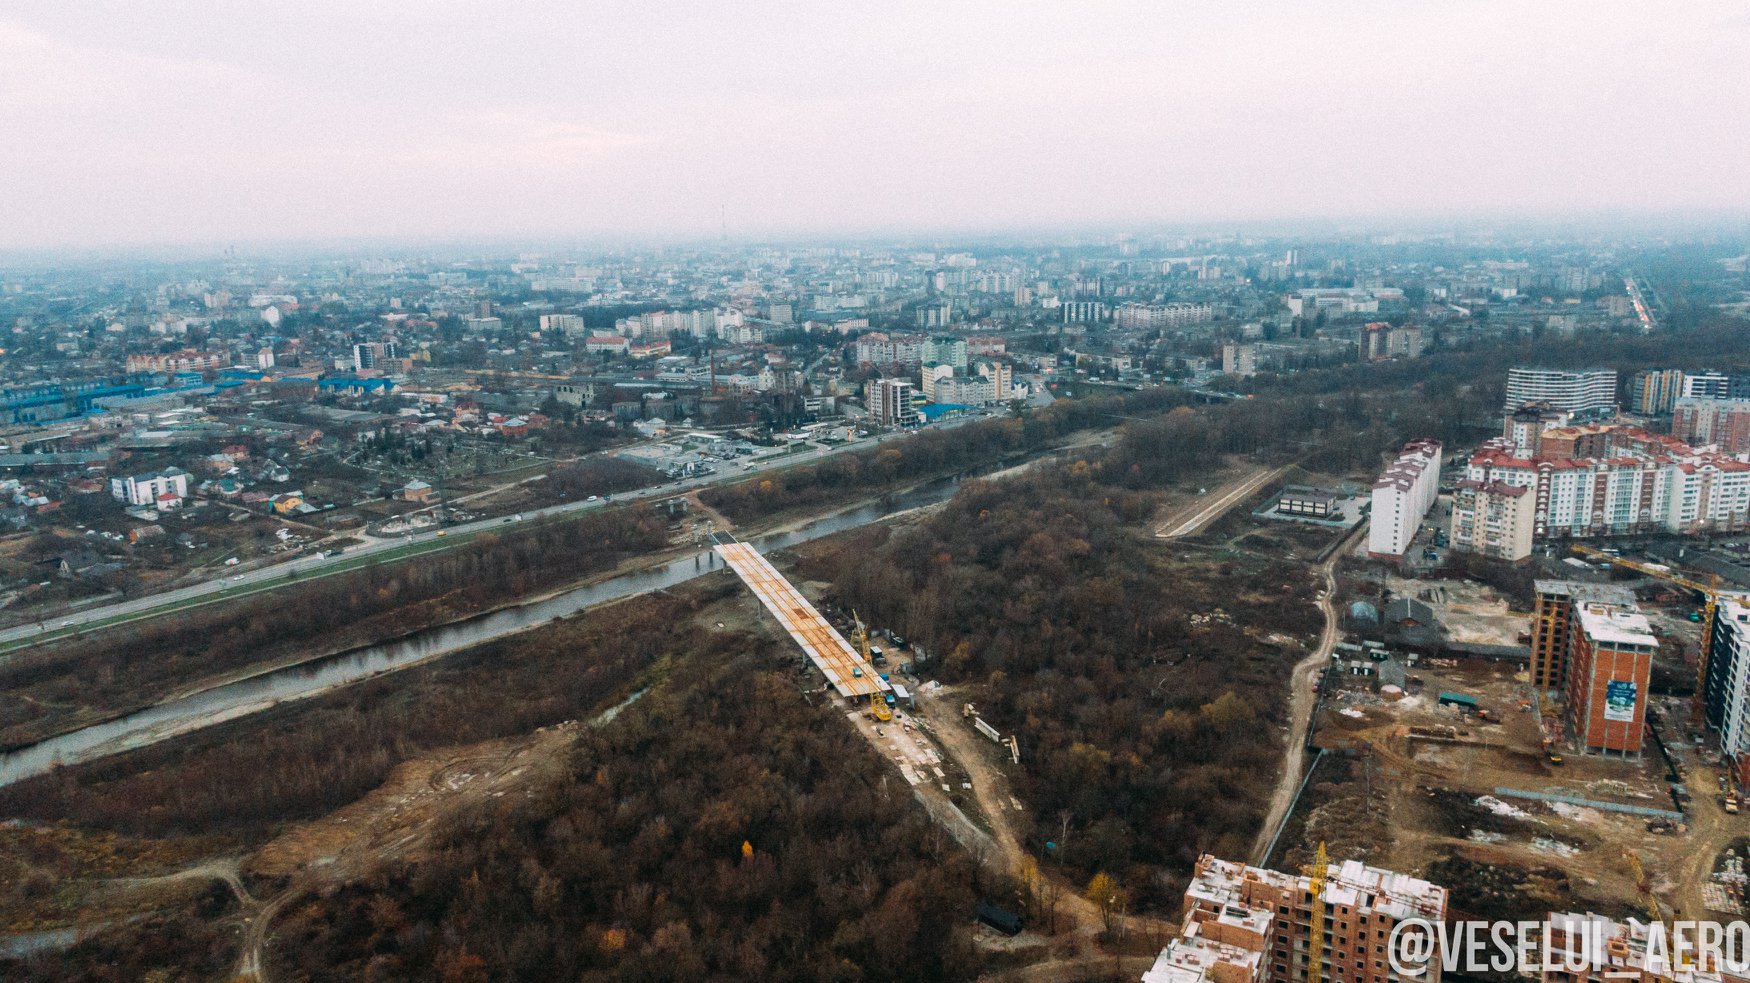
[1529,581,1635,689]
[1143,854,1448,983]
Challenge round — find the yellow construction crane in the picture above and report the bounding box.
[1622,849,1663,928]
[1303,842,1328,983]
[852,612,892,722]
[1571,545,1725,722]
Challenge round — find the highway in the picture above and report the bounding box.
[0,413,995,653]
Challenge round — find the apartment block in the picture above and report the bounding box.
[1449,479,1535,560]
[1367,440,1442,559]
[1454,426,1750,544]
[1358,323,1424,361]
[1627,369,1684,415]
[1673,397,1750,454]
[538,313,587,337]
[1683,372,1732,400]
[1502,402,1573,457]
[110,467,192,507]
[1222,342,1256,378]
[1146,855,1447,983]
[1565,597,1656,755]
[1703,596,1750,783]
[1115,302,1215,330]
[865,378,919,427]
[1503,368,1617,418]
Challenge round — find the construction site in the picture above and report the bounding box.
[1276,536,1750,928]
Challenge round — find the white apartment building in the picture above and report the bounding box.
[1367,440,1443,559]
[1502,367,1617,418]
[111,468,191,507]
[1683,371,1731,399]
[1704,596,1750,776]
[865,378,919,427]
[1453,426,1750,543]
[539,313,587,337]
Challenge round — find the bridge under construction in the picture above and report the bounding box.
[713,535,887,699]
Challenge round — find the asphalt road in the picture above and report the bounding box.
[0,414,994,653]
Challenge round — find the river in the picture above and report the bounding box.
[0,477,967,788]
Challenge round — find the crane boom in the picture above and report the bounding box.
[1304,842,1328,983]
[1570,545,1725,724]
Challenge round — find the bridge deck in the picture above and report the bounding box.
[715,541,884,698]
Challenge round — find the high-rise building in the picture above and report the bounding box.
[1627,369,1684,415]
[1682,372,1732,400]
[353,341,399,372]
[1565,596,1655,755]
[1673,397,1750,454]
[1221,342,1256,378]
[1143,855,1447,983]
[539,313,587,337]
[975,359,1013,401]
[1703,596,1750,783]
[1528,581,1634,691]
[1060,301,1110,323]
[1448,479,1535,561]
[1451,426,1750,544]
[1358,323,1424,361]
[1367,440,1442,559]
[921,336,968,370]
[865,378,919,427]
[1502,368,1617,419]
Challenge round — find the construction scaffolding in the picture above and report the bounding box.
[715,539,887,699]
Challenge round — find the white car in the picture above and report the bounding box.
[586,495,599,502]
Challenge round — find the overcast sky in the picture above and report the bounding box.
[2,1,1746,249]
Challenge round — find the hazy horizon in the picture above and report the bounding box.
[4,1,1748,251]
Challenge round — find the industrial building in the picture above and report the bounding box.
[1502,367,1617,419]
[1366,440,1442,560]
[1143,854,1448,983]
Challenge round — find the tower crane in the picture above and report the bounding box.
[1303,842,1328,983]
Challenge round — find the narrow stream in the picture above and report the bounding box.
[0,477,965,788]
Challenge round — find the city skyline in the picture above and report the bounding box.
[3,1,1749,250]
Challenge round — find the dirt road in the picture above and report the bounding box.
[1251,521,1366,865]
[1155,464,1288,539]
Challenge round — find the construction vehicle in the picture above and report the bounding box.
[1571,545,1728,724]
[852,612,892,722]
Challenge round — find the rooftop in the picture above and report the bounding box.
[1575,601,1657,648]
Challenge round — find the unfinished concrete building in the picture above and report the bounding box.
[1144,855,1448,983]
[1528,581,1634,690]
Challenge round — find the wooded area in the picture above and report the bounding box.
[264,630,985,981]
